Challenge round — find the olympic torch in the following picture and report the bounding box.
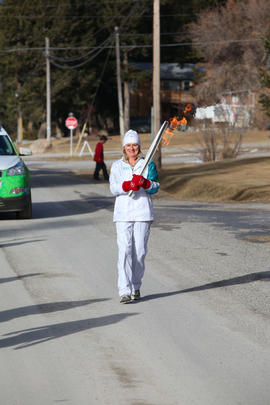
[129,120,169,197]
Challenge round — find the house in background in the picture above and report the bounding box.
[195,93,255,128]
[130,62,196,131]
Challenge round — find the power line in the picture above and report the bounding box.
[48,38,114,69]
[46,0,142,69]
[0,37,261,57]
[0,13,191,19]
[0,37,260,55]
[119,38,261,49]
[46,0,130,64]
[48,37,111,64]
[91,46,113,106]
[0,0,146,7]
[123,28,252,37]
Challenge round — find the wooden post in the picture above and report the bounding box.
[123,50,130,133]
[153,0,161,168]
[115,27,125,139]
[45,37,51,144]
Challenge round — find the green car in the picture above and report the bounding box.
[0,126,32,219]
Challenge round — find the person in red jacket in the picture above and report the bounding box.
[93,135,109,181]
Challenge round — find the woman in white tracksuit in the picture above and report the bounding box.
[109,130,159,303]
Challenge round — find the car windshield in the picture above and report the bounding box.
[0,135,16,156]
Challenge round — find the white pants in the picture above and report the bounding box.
[116,221,151,296]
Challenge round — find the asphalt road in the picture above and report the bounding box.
[0,161,269,405]
[24,137,270,165]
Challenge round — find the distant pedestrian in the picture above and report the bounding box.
[93,135,109,181]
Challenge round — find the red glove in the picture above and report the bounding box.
[132,174,151,189]
[122,180,140,192]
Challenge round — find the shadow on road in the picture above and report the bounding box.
[0,197,114,221]
[142,270,270,302]
[153,203,270,240]
[0,195,114,221]
[32,196,114,219]
[0,273,42,284]
[0,312,138,350]
[0,239,45,248]
[0,167,114,220]
[0,298,110,323]
[29,168,96,189]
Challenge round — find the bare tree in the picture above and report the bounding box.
[197,120,243,163]
[188,0,270,105]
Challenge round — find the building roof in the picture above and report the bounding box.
[131,62,195,80]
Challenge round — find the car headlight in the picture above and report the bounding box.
[6,162,26,176]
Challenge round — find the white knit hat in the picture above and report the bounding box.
[122,129,140,146]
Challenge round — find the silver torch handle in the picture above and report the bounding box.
[129,120,169,197]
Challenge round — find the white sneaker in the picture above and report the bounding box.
[131,290,140,300]
[120,294,131,304]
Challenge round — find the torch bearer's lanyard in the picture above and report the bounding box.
[130,157,143,173]
[124,156,141,171]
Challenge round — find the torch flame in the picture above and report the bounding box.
[162,104,192,146]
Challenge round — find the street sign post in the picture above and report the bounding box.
[65,114,78,156]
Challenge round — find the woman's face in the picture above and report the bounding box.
[124,143,139,160]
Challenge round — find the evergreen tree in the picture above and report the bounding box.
[0,0,225,137]
[0,0,99,136]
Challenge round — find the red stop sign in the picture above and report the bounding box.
[65,116,78,130]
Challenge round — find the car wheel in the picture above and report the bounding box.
[16,192,32,219]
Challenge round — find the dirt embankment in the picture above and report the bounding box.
[29,130,270,203]
[157,156,270,202]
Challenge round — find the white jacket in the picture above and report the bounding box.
[109,157,159,222]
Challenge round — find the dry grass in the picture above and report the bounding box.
[33,129,270,203]
[158,157,270,202]
[39,128,270,153]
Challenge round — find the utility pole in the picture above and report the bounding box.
[123,50,130,133]
[16,81,23,143]
[153,0,161,168]
[115,26,125,139]
[17,110,23,143]
[45,37,51,144]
